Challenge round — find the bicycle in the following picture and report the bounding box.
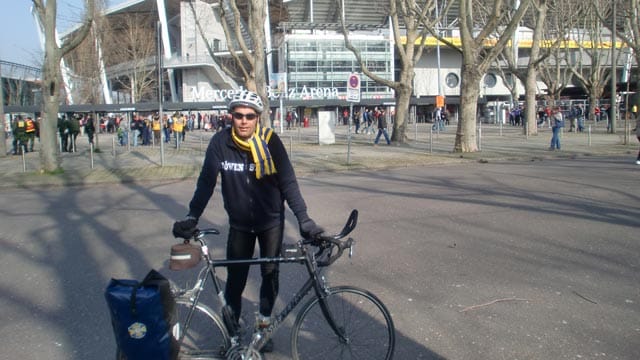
[170,209,395,359]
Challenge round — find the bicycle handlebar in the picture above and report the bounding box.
[304,209,358,267]
[187,209,359,266]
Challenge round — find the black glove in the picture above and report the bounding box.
[172,217,198,239]
[299,218,324,240]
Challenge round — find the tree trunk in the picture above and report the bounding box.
[391,83,412,143]
[525,65,538,136]
[455,64,481,152]
[0,62,6,157]
[588,87,602,126]
[40,55,63,172]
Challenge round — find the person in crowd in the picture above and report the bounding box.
[68,115,81,152]
[549,106,564,151]
[117,119,128,146]
[605,104,613,132]
[58,115,70,152]
[11,116,28,155]
[433,106,445,131]
[85,116,96,146]
[172,90,323,353]
[152,114,162,144]
[352,109,361,134]
[286,110,293,130]
[25,116,37,152]
[130,115,142,147]
[634,113,640,165]
[141,118,152,145]
[172,113,185,144]
[374,107,391,145]
[164,114,172,143]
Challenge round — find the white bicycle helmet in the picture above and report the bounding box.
[228,90,264,114]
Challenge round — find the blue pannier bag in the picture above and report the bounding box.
[105,269,178,360]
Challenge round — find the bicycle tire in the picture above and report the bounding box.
[291,286,395,360]
[173,297,231,359]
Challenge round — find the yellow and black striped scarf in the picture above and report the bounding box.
[231,126,276,179]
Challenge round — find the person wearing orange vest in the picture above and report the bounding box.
[150,114,160,144]
[11,116,28,155]
[25,117,37,152]
[172,113,185,143]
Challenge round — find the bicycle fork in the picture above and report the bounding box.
[306,258,350,344]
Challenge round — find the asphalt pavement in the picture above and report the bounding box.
[1,120,638,188]
[0,155,638,360]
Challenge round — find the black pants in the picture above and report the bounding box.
[225,224,283,321]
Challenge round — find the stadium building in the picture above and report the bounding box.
[4,0,632,124]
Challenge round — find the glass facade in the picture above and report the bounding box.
[285,36,394,100]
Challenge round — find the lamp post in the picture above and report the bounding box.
[610,0,617,134]
[157,21,165,166]
[435,0,442,96]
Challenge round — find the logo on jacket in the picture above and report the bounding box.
[221,161,255,172]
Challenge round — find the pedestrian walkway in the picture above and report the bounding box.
[1,122,637,189]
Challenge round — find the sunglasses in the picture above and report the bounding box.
[232,112,258,121]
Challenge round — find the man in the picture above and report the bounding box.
[374,107,391,145]
[85,116,96,146]
[68,115,81,152]
[172,90,323,352]
[152,114,162,144]
[549,106,564,151]
[11,116,28,155]
[58,116,70,151]
[172,113,185,144]
[25,117,37,152]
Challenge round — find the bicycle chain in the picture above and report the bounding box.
[225,345,263,360]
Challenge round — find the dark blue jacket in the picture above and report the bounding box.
[188,127,309,232]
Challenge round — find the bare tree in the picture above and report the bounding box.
[571,0,618,123]
[32,0,95,172]
[186,1,245,85]
[101,13,158,103]
[517,0,549,136]
[497,0,577,136]
[450,0,531,152]
[215,0,270,124]
[0,62,5,157]
[65,28,103,104]
[597,0,640,112]
[339,0,453,144]
[536,1,583,108]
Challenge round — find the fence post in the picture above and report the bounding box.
[289,135,294,162]
[21,150,26,172]
[429,127,433,154]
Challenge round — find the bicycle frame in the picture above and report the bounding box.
[177,233,350,354]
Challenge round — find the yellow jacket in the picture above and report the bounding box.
[173,117,184,132]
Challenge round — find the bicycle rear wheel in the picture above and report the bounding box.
[173,297,231,359]
[291,286,395,360]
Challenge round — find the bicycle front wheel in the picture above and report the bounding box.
[291,286,395,360]
[173,297,231,359]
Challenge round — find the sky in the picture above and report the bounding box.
[0,1,126,67]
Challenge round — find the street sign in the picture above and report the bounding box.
[347,73,361,102]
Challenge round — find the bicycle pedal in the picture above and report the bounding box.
[259,339,274,353]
